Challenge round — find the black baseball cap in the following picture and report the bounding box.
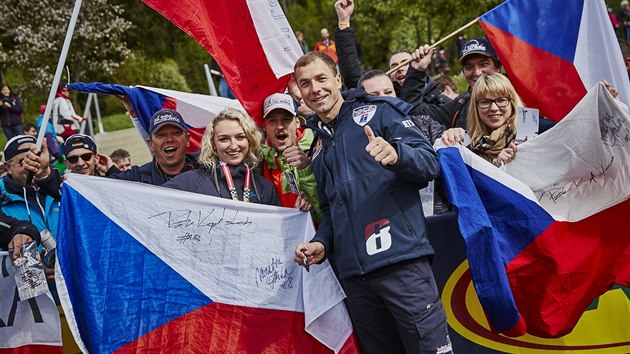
[149,109,186,135]
[4,135,37,161]
[63,134,97,155]
[459,38,498,64]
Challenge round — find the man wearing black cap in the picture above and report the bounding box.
[63,134,102,176]
[0,135,62,252]
[104,109,197,185]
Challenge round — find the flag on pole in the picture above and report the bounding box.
[479,0,630,122]
[0,252,63,354]
[56,175,358,353]
[67,82,244,152]
[140,0,303,125]
[438,83,630,338]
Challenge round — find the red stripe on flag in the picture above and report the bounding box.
[0,345,63,354]
[506,199,630,338]
[114,302,352,353]
[480,21,587,122]
[186,127,205,153]
[141,0,290,126]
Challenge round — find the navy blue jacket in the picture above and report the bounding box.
[107,153,198,185]
[308,92,440,279]
[162,163,281,206]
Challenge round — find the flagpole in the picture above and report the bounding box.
[27,0,83,185]
[385,17,479,76]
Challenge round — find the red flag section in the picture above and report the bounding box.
[141,0,296,125]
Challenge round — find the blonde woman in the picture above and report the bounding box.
[441,72,521,165]
[164,109,280,205]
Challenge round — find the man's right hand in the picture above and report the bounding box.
[294,242,325,268]
[334,0,354,24]
[410,44,434,72]
[8,234,33,261]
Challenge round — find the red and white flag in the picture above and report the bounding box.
[141,0,302,125]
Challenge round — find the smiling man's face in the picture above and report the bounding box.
[263,110,299,153]
[147,125,189,174]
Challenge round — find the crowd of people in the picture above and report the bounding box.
[1,0,627,353]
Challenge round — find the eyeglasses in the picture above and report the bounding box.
[7,158,25,165]
[476,97,511,109]
[66,153,94,164]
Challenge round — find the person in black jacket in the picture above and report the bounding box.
[334,0,450,107]
[102,109,198,185]
[163,109,280,206]
[0,212,40,261]
[0,85,24,140]
[293,51,452,354]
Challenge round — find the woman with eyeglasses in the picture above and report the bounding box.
[441,72,521,166]
[52,85,87,141]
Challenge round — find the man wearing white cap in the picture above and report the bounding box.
[261,93,321,223]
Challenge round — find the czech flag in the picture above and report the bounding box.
[140,0,303,124]
[479,0,630,122]
[438,83,630,338]
[56,175,358,353]
[67,82,244,153]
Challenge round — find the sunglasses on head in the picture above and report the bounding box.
[67,153,94,164]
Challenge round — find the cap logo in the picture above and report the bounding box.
[265,97,292,109]
[17,137,33,144]
[462,40,486,55]
[153,113,180,124]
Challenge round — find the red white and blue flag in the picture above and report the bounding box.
[438,83,630,338]
[67,82,244,153]
[479,0,630,122]
[140,0,303,125]
[56,175,358,353]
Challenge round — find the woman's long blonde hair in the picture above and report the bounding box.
[467,73,521,140]
[198,109,263,171]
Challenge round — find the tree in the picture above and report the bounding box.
[0,0,131,95]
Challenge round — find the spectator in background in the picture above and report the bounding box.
[211,60,236,99]
[313,28,339,65]
[433,49,450,75]
[23,123,37,137]
[52,85,86,140]
[295,31,309,54]
[609,7,622,38]
[619,1,630,42]
[434,75,460,100]
[110,148,131,171]
[35,104,63,163]
[0,85,24,140]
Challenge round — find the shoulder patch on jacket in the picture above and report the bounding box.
[352,105,377,126]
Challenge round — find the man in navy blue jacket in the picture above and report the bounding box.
[293,51,452,354]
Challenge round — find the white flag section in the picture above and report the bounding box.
[136,85,245,130]
[247,0,302,79]
[505,82,630,222]
[0,252,62,352]
[57,175,354,353]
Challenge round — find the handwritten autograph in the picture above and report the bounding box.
[600,111,630,147]
[255,258,294,290]
[538,155,615,204]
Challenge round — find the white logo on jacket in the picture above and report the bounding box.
[364,218,392,256]
[352,105,377,126]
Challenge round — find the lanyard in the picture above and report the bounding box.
[220,162,251,203]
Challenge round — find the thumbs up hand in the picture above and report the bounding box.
[365,125,398,165]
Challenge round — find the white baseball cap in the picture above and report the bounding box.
[263,93,296,118]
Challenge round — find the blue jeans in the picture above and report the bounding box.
[2,124,24,140]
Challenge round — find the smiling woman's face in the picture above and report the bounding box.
[213,119,249,166]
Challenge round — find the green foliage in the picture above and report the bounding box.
[113,54,190,92]
[101,113,135,132]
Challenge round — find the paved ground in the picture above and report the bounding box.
[94,128,152,166]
